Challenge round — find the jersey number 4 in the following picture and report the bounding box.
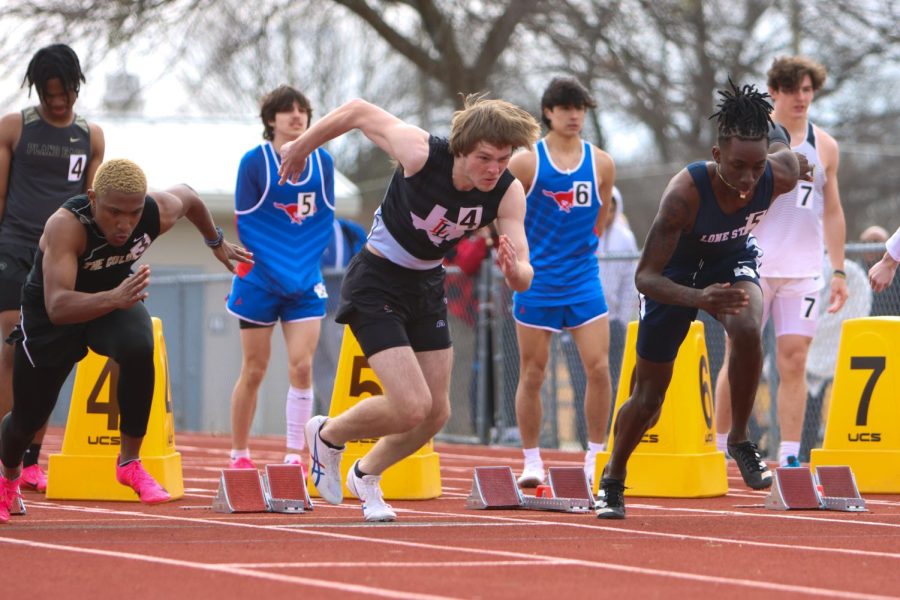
[69,154,87,182]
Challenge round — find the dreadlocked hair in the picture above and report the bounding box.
[708,78,773,142]
[22,44,86,99]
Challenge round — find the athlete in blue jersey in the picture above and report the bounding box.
[507,78,616,488]
[596,81,809,520]
[226,86,336,472]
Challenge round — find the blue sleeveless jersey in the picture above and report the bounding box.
[515,139,602,305]
[666,161,774,276]
[234,142,335,296]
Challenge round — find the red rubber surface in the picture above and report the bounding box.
[4,429,900,599]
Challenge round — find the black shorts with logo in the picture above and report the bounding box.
[0,243,37,312]
[335,246,452,357]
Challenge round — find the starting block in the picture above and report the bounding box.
[764,466,867,512]
[765,468,821,510]
[548,467,596,507]
[212,469,269,513]
[465,467,593,513]
[10,494,26,516]
[263,464,312,513]
[816,466,867,512]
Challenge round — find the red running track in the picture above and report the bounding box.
[3,429,899,599]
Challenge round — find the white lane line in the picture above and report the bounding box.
[0,537,460,600]
[218,560,557,569]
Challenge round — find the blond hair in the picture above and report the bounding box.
[93,159,147,196]
[449,94,540,156]
[767,56,827,92]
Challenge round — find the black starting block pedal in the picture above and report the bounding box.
[764,468,821,510]
[466,466,592,513]
[212,469,270,513]
[815,466,867,512]
[263,464,313,513]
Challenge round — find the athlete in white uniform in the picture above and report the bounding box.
[869,227,900,293]
[714,56,848,467]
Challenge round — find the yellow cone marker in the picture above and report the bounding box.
[595,320,727,497]
[307,326,441,500]
[47,318,184,501]
[811,317,900,493]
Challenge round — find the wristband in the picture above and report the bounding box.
[832,269,846,279]
[205,226,224,248]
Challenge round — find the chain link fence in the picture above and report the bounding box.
[47,243,899,462]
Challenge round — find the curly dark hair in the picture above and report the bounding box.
[22,44,85,100]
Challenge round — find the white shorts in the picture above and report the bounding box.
[760,276,824,338]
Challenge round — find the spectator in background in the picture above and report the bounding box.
[860,226,899,314]
[597,187,640,396]
[313,217,368,408]
[444,227,494,437]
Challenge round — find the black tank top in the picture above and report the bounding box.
[0,107,92,247]
[22,194,161,310]
[373,136,513,262]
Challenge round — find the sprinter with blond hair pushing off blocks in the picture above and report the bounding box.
[278,95,540,522]
[0,159,251,523]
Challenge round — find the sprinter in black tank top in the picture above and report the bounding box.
[0,44,106,493]
[276,95,540,522]
[0,159,251,520]
[597,81,812,520]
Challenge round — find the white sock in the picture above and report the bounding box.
[716,433,729,453]
[523,447,542,468]
[779,441,801,466]
[585,441,605,466]
[584,442,605,480]
[230,448,250,460]
[286,386,314,451]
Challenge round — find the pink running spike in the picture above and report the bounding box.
[20,464,48,493]
[116,460,171,504]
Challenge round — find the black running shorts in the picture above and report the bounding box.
[335,246,452,357]
[0,244,36,312]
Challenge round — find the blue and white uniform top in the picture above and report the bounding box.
[752,123,828,279]
[663,161,774,278]
[234,142,335,296]
[515,138,603,305]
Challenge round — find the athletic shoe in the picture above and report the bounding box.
[20,464,48,492]
[728,441,773,490]
[596,476,626,520]
[115,459,171,504]
[229,457,256,470]
[305,415,344,505]
[517,463,545,488]
[783,455,801,468]
[0,476,22,524]
[346,460,396,522]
